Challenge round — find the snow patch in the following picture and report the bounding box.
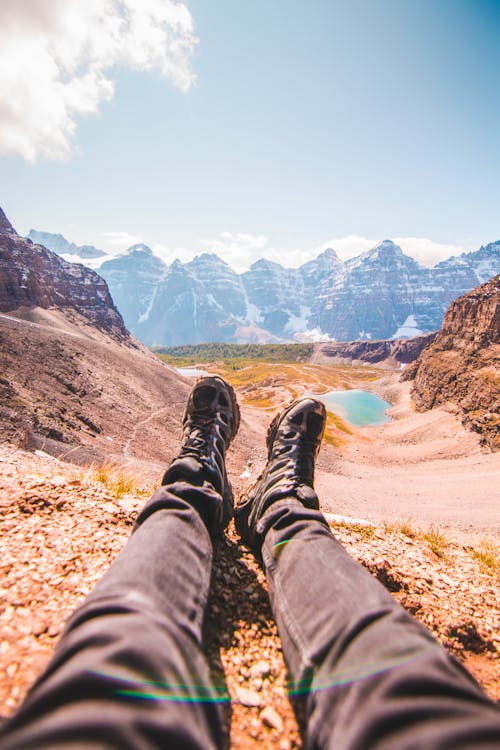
[245,301,263,324]
[138,284,159,323]
[391,314,423,339]
[59,253,113,270]
[284,306,311,334]
[293,327,335,343]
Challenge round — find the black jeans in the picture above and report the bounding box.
[1,479,499,749]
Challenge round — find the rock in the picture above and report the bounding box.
[233,686,262,707]
[410,275,500,450]
[260,705,284,732]
[249,659,271,679]
[0,208,128,339]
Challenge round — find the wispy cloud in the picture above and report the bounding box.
[99,229,471,271]
[392,237,466,266]
[0,0,197,162]
[102,230,145,251]
[314,235,467,266]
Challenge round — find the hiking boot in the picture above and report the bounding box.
[235,397,326,548]
[162,376,240,530]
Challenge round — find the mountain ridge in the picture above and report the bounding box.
[23,224,500,347]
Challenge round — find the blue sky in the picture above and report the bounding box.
[0,0,499,270]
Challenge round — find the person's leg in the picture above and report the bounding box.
[1,376,240,750]
[236,399,500,750]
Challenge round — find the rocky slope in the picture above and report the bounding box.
[406,276,500,450]
[0,207,191,466]
[1,209,126,340]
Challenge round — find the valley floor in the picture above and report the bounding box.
[205,362,500,544]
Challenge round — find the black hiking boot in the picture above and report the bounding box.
[162,376,240,531]
[235,397,326,548]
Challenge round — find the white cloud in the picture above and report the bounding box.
[392,237,466,266]
[312,234,377,261]
[201,232,275,271]
[0,0,197,162]
[102,230,145,251]
[314,235,467,266]
[97,229,470,272]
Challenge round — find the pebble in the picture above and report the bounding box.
[250,659,271,679]
[261,705,284,732]
[233,686,262,707]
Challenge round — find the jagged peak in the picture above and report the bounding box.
[29,229,67,243]
[188,252,232,268]
[310,247,342,266]
[248,258,284,272]
[320,247,340,260]
[169,258,186,271]
[373,239,403,254]
[474,241,500,255]
[0,207,15,233]
[126,243,153,256]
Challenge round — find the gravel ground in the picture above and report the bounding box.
[0,444,498,748]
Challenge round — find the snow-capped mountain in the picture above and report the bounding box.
[99,244,168,333]
[27,228,500,345]
[28,229,108,268]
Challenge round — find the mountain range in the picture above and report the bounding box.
[28,228,500,346]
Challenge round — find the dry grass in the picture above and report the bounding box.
[91,462,139,498]
[422,525,448,558]
[470,538,500,575]
[383,518,417,538]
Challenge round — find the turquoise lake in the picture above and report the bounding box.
[309,389,391,427]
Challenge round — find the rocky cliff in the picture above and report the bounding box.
[311,332,436,368]
[407,276,500,450]
[0,208,128,340]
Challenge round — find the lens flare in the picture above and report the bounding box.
[88,670,230,704]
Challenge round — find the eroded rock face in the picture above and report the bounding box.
[409,276,500,450]
[313,332,436,367]
[0,208,128,340]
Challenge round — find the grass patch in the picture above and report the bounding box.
[383,518,416,538]
[470,539,500,575]
[93,463,137,498]
[349,523,376,538]
[399,518,417,538]
[326,411,353,435]
[422,525,448,558]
